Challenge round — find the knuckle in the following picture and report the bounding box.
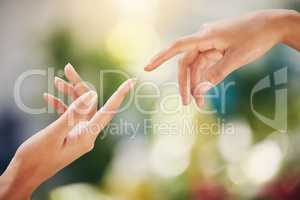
[200,23,211,31]
[79,132,95,153]
[199,23,217,37]
[197,55,206,68]
[192,88,199,97]
[87,142,95,152]
[83,140,95,152]
[178,58,184,66]
[173,39,184,49]
[14,145,26,160]
[206,70,221,84]
[192,83,203,97]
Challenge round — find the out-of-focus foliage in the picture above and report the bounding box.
[50,184,110,200]
[48,23,300,200]
[1,0,300,200]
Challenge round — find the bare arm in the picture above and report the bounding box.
[0,64,136,199]
[282,10,300,51]
[145,9,300,107]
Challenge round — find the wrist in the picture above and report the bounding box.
[274,10,300,46]
[0,158,33,200]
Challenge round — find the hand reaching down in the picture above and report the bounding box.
[145,9,300,107]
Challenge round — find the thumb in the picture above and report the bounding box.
[194,50,237,94]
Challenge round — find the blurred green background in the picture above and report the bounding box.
[0,0,300,200]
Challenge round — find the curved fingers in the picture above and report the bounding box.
[190,50,223,108]
[64,63,91,97]
[51,91,98,138]
[64,63,82,85]
[54,77,76,100]
[190,54,206,107]
[178,50,198,105]
[204,49,236,86]
[43,93,68,115]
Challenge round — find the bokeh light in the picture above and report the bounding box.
[105,20,161,71]
[218,120,253,163]
[243,140,283,185]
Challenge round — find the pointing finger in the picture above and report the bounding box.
[87,79,136,138]
[144,35,205,71]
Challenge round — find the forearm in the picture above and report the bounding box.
[0,158,33,200]
[280,10,300,51]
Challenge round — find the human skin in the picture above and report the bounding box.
[144,9,300,107]
[0,64,136,200]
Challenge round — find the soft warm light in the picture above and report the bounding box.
[227,164,248,185]
[243,140,282,185]
[218,120,252,163]
[149,95,196,178]
[150,135,192,178]
[50,184,108,200]
[115,0,157,20]
[105,20,161,70]
[109,138,149,189]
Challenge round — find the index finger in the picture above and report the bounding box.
[87,78,137,137]
[65,63,82,85]
[144,35,202,71]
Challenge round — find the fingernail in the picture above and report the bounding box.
[54,76,61,84]
[182,98,188,106]
[65,63,74,72]
[182,95,191,106]
[144,55,159,71]
[144,65,151,71]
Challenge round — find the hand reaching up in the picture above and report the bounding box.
[0,64,136,200]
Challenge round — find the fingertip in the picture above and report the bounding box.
[119,78,137,93]
[196,98,205,108]
[114,79,134,98]
[64,63,75,77]
[54,76,60,85]
[90,90,98,101]
[129,78,138,89]
[187,95,192,105]
[70,90,98,113]
[144,64,154,71]
[65,62,73,71]
[181,96,190,106]
[54,77,66,89]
